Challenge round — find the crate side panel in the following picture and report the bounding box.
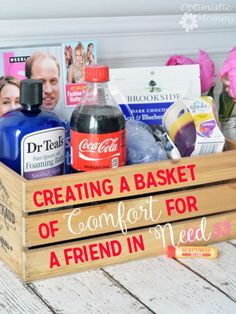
[25,150,236,212]
[226,138,236,150]
[25,181,236,247]
[0,163,24,277]
[24,210,236,282]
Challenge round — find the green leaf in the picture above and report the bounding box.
[207,84,215,99]
[219,86,235,119]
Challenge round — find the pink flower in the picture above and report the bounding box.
[196,50,215,93]
[220,47,236,100]
[166,50,215,94]
[165,55,195,66]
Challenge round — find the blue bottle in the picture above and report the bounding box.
[0,79,66,179]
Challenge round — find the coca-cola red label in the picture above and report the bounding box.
[71,129,126,171]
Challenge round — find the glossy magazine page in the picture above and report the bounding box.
[0,40,97,122]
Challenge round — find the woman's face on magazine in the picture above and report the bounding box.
[88,44,93,52]
[0,84,20,117]
[74,51,83,65]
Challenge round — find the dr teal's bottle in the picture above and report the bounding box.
[0,79,66,179]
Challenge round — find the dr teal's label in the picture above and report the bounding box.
[21,127,65,179]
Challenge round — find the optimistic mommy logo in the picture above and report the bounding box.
[179,3,235,32]
[179,13,198,32]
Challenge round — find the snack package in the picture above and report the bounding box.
[110,65,201,126]
[163,97,225,157]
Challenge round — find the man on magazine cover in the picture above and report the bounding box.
[25,51,60,111]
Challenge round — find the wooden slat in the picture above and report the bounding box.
[29,270,150,314]
[226,138,236,150]
[0,261,53,314]
[25,181,236,247]
[25,149,236,212]
[104,253,236,313]
[176,242,236,300]
[24,210,236,282]
[0,163,25,278]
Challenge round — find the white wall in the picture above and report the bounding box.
[1,0,235,19]
[0,0,235,97]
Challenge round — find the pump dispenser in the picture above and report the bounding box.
[20,79,42,111]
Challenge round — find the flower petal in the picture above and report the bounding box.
[228,68,236,100]
[197,50,215,93]
[220,48,236,79]
[165,55,195,66]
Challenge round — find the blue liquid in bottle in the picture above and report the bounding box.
[0,79,66,179]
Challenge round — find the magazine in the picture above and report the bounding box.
[0,41,97,122]
[62,41,97,120]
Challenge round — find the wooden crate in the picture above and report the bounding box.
[0,140,236,282]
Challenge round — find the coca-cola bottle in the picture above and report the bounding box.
[70,65,126,172]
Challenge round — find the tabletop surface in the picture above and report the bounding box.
[0,239,235,314]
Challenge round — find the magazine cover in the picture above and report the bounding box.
[0,41,97,122]
[62,41,97,110]
[0,45,66,119]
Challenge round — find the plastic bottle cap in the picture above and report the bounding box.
[167,246,176,258]
[85,65,109,82]
[20,79,43,106]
